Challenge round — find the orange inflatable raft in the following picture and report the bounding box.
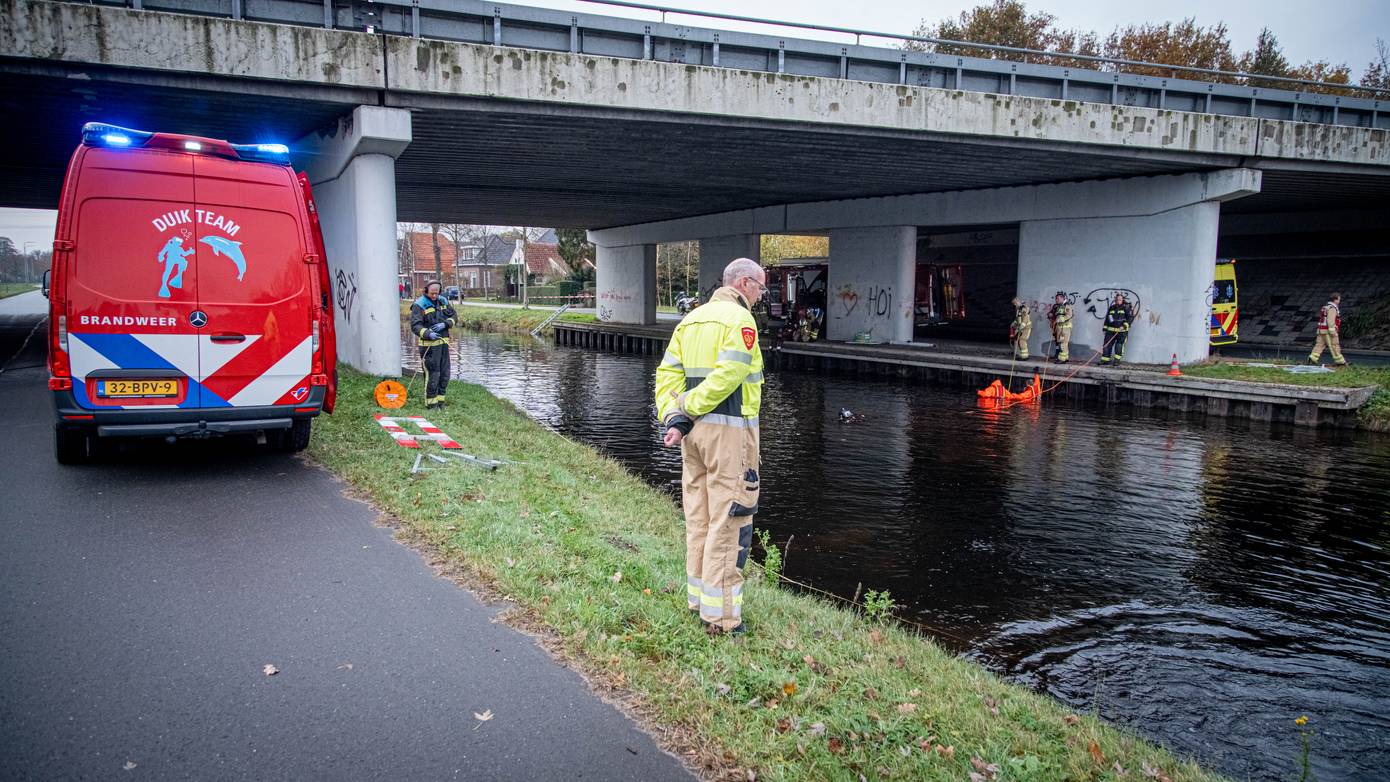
[976,373,1043,404]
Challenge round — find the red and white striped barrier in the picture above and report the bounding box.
[374,414,462,449]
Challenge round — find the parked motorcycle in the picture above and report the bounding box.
[675,291,700,315]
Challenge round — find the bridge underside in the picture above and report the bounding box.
[3,68,1389,227]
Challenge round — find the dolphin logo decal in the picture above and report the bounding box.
[199,235,247,280]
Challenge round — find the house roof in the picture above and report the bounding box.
[523,243,570,277]
[406,231,455,271]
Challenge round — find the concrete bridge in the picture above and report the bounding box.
[2,0,1387,371]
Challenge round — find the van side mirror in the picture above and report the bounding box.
[41,269,50,298]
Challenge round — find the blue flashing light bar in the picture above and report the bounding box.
[81,122,152,148]
[230,141,292,165]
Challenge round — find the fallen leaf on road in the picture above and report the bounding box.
[782,681,797,697]
[472,709,494,730]
[123,761,137,771]
[262,664,278,676]
[337,663,353,671]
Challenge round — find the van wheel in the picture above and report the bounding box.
[273,419,312,453]
[55,427,93,465]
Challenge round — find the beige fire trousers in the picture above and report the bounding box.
[682,418,760,632]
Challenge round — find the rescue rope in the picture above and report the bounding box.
[988,344,1104,412]
[752,560,974,646]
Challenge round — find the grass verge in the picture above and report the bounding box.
[398,301,596,335]
[309,365,1227,782]
[1184,361,1389,430]
[0,283,37,299]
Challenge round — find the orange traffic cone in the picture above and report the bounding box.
[1167,353,1182,376]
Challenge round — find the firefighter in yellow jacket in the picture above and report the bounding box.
[656,258,766,636]
[1009,297,1032,360]
[1048,291,1073,363]
[1308,292,1348,366]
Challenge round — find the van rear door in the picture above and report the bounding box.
[66,148,202,410]
[191,157,315,409]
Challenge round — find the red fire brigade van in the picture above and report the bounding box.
[45,123,337,463]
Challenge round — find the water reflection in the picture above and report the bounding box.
[411,332,1390,781]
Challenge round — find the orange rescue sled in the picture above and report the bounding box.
[977,373,1043,404]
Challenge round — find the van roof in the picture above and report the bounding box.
[80,122,292,166]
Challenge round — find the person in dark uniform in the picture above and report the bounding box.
[409,279,456,408]
[1100,292,1136,366]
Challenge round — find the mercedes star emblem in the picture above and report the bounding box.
[189,310,208,328]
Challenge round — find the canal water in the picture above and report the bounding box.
[409,332,1390,780]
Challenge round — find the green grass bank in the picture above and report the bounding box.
[1184,361,1390,430]
[398,301,596,335]
[309,366,1226,782]
[0,282,37,299]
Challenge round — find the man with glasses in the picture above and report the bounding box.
[656,258,767,637]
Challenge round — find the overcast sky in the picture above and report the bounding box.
[3,0,1384,244]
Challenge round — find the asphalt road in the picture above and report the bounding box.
[0,291,691,781]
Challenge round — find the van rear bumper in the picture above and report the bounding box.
[52,386,324,438]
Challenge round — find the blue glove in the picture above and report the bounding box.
[427,325,444,339]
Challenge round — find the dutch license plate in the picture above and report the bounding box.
[97,379,179,398]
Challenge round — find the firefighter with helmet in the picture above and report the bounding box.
[1009,297,1032,360]
[1048,291,1073,363]
[656,258,766,637]
[1100,292,1137,366]
[409,279,457,408]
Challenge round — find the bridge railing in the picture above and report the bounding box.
[98,0,1388,129]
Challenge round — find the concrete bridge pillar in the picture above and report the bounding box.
[595,243,656,324]
[826,226,917,343]
[1018,202,1220,365]
[296,106,412,376]
[698,235,760,298]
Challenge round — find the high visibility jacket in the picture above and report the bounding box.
[1317,302,1341,334]
[410,295,456,347]
[1049,302,1073,330]
[1103,303,1135,333]
[1011,304,1032,337]
[656,286,764,428]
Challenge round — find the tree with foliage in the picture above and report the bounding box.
[907,0,1097,67]
[555,228,596,285]
[1104,19,1238,78]
[760,234,829,265]
[1364,39,1390,90]
[656,241,699,307]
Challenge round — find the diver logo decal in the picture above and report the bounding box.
[157,235,195,299]
[742,327,756,350]
[292,386,308,401]
[151,208,249,298]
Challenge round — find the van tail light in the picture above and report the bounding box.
[311,320,323,375]
[50,314,72,384]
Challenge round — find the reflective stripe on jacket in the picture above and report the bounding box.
[1103,303,1135,332]
[1050,303,1073,329]
[655,286,764,427]
[410,295,456,346]
[1318,303,1340,333]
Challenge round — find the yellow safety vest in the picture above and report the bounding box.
[656,286,764,427]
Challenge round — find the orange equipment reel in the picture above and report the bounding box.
[374,379,408,409]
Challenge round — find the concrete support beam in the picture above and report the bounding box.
[596,244,656,324]
[697,235,760,298]
[1017,202,1220,365]
[826,227,917,343]
[297,106,412,376]
[590,170,1261,247]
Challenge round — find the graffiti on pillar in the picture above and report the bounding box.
[599,289,634,302]
[335,268,359,324]
[835,284,860,317]
[1082,288,1141,318]
[866,285,893,317]
[598,305,614,322]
